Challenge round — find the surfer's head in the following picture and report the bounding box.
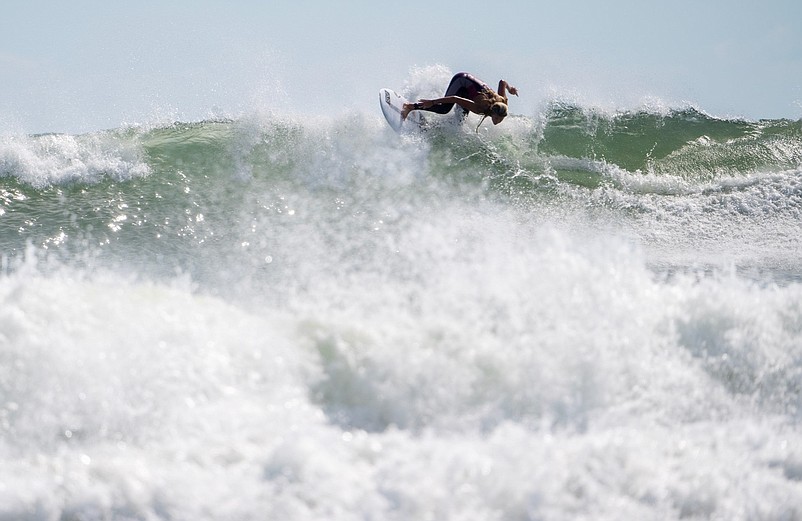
[490,102,508,124]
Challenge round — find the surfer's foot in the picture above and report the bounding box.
[401,103,413,121]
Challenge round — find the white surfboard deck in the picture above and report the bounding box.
[379,89,425,132]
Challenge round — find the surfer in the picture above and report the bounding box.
[401,72,518,128]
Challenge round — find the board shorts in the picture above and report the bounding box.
[423,72,491,115]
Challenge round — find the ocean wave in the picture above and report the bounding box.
[1,103,799,190]
[1,98,802,520]
[1,106,800,283]
[536,103,802,179]
[0,130,151,188]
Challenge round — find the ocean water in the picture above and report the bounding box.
[2,79,802,520]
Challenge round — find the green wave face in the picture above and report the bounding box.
[2,109,801,288]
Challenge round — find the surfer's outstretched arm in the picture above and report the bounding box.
[497,80,518,98]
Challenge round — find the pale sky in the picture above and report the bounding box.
[2,0,800,133]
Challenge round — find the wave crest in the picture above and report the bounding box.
[1,130,151,188]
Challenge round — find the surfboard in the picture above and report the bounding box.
[379,88,425,132]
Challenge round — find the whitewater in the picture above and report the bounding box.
[1,77,802,519]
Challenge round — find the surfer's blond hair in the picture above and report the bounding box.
[490,102,508,117]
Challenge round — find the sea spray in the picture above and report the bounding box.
[1,104,801,519]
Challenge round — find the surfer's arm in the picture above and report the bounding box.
[497,80,518,97]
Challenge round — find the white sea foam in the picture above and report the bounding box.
[1,196,800,518]
[0,131,150,187]
[0,101,800,518]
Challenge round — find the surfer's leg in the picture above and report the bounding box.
[412,73,475,115]
[444,73,477,97]
[408,73,485,116]
[443,72,484,116]
[404,101,452,117]
[446,73,488,98]
[423,103,455,115]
